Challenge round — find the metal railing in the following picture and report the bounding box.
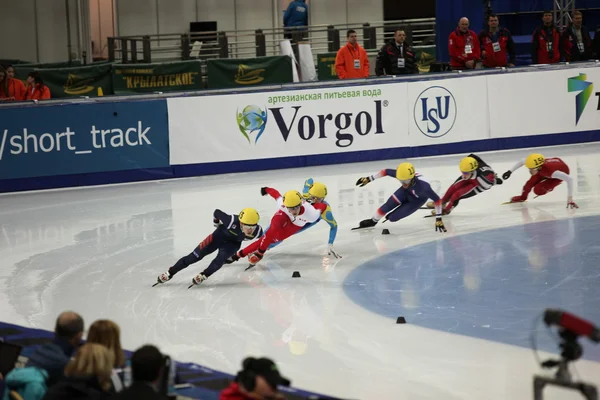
[107,18,436,65]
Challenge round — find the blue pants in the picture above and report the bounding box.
[381,188,427,222]
[169,228,241,277]
[261,221,318,249]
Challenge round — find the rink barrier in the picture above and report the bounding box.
[0,61,599,193]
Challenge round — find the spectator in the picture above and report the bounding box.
[283,0,308,40]
[115,345,166,400]
[335,30,370,79]
[6,64,15,78]
[27,311,84,387]
[41,343,115,400]
[594,25,600,58]
[479,14,515,68]
[86,320,126,392]
[448,17,481,70]
[25,71,51,101]
[0,65,26,101]
[220,357,290,400]
[562,11,594,62]
[1,366,49,400]
[531,11,561,64]
[375,29,418,76]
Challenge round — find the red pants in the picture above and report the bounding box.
[532,178,562,196]
[239,212,301,257]
[441,179,480,211]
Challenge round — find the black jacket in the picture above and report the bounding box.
[375,40,418,76]
[561,23,594,61]
[27,337,77,386]
[41,376,112,400]
[115,382,167,400]
[594,25,600,58]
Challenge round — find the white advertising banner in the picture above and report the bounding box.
[168,83,409,165]
[487,67,600,138]
[407,75,490,146]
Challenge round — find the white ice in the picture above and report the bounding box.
[1,143,600,400]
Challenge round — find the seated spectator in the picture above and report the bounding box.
[115,345,166,400]
[562,10,594,62]
[27,311,85,387]
[283,0,308,40]
[375,29,418,76]
[531,11,561,64]
[220,357,290,400]
[86,320,126,392]
[448,17,481,70]
[0,65,26,101]
[479,14,515,68]
[335,30,370,79]
[42,343,114,400]
[1,366,49,400]
[25,72,51,101]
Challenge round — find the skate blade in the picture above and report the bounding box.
[187,283,195,289]
[245,264,256,271]
[152,282,161,287]
[351,225,377,231]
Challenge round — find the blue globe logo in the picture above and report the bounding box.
[236,105,268,144]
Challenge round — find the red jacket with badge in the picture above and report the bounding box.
[448,28,481,69]
[531,24,561,64]
[478,27,515,68]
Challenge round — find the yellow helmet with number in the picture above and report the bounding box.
[459,156,478,173]
[308,182,328,199]
[525,153,545,169]
[396,162,416,181]
[283,190,303,208]
[239,208,260,226]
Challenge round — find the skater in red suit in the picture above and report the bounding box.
[427,154,502,215]
[227,188,327,268]
[502,153,579,208]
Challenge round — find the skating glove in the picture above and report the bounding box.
[510,195,526,203]
[355,176,373,187]
[567,197,579,209]
[435,217,447,233]
[502,170,512,180]
[260,187,268,196]
[225,251,242,264]
[495,174,503,185]
[213,217,221,227]
[248,249,265,265]
[328,244,342,259]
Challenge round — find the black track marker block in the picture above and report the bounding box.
[382,229,390,235]
[292,271,301,278]
[396,316,406,324]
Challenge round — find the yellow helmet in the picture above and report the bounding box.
[308,182,327,199]
[525,153,545,169]
[283,190,303,208]
[396,162,416,181]
[459,156,478,173]
[239,208,260,226]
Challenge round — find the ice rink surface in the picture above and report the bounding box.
[1,143,600,400]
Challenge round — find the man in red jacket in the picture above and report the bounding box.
[531,11,561,64]
[479,14,515,68]
[220,357,290,400]
[448,17,481,70]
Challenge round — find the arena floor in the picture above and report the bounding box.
[1,143,599,399]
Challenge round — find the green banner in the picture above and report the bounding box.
[37,64,113,98]
[317,53,339,81]
[207,56,293,89]
[414,45,436,73]
[112,60,203,94]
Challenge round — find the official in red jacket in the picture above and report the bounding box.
[562,11,594,62]
[448,17,481,70]
[478,14,515,68]
[531,11,561,64]
[220,357,290,400]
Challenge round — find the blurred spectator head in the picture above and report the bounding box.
[65,343,115,391]
[27,71,43,86]
[131,345,164,385]
[458,17,470,32]
[86,319,126,368]
[542,11,553,25]
[346,29,357,45]
[235,357,290,398]
[0,65,7,82]
[6,65,15,78]
[55,311,84,347]
[394,29,406,44]
[487,14,499,29]
[571,10,583,27]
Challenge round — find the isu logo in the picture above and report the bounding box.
[413,86,457,138]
